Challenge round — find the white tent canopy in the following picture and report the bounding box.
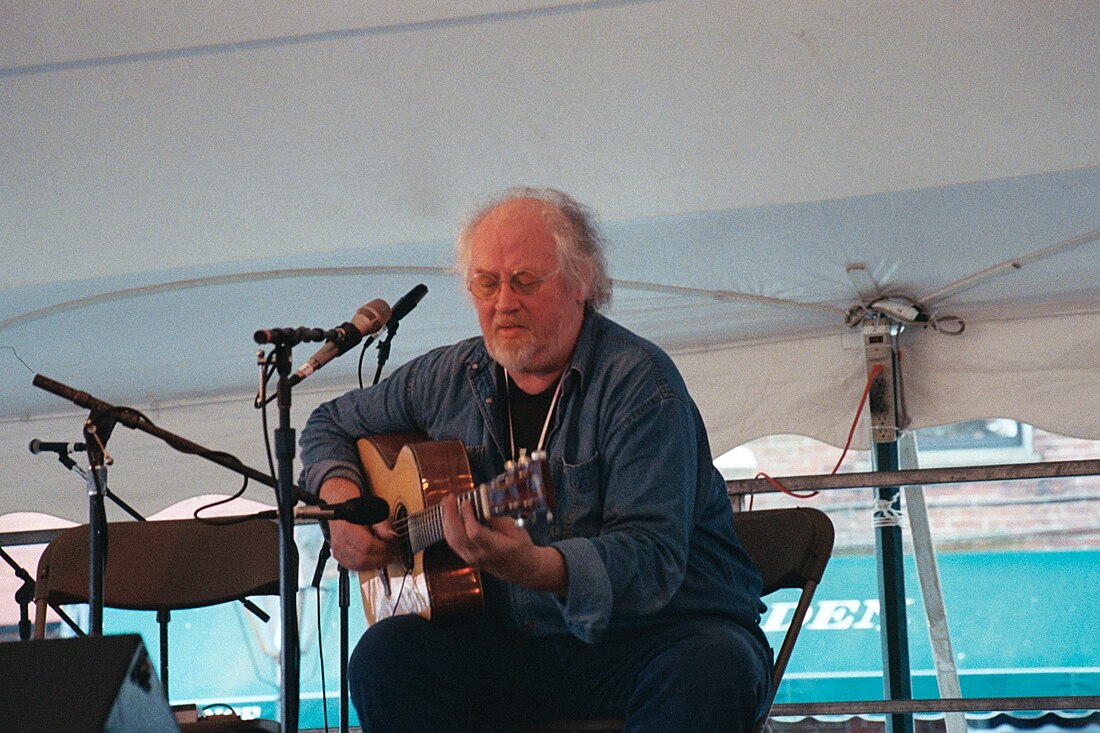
[2,1,1099,521]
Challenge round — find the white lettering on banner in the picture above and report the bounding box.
[807,600,862,630]
[851,599,879,630]
[761,598,911,633]
[761,601,799,632]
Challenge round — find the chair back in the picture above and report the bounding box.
[731,506,834,596]
[34,518,280,625]
[732,506,835,732]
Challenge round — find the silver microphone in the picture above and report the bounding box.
[291,299,391,384]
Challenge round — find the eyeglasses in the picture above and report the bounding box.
[467,268,560,300]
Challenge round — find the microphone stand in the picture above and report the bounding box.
[309,322,404,732]
[337,322,402,733]
[29,441,269,648]
[31,373,308,732]
[271,342,301,733]
[50,449,146,523]
[339,568,351,733]
[82,410,118,636]
[0,546,36,641]
[27,438,143,638]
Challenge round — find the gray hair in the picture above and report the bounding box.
[455,186,612,311]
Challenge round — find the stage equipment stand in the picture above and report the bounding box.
[261,339,302,733]
[862,319,914,733]
[339,569,351,733]
[32,373,309,733]
[0,546,35,640]
[82,410,121,636]
[334,315,403,733]
[317,283,426,733]
[24,439,145,639]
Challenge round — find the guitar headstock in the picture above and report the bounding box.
[483,451,553,525]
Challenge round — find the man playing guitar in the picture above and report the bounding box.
[299,188,770,732]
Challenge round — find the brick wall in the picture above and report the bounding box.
[729,428,1100,553]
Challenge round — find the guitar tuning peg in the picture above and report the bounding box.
[504,459,516,473]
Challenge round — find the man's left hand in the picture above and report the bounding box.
[440,493,567,596]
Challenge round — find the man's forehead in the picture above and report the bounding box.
[471,197,557,258]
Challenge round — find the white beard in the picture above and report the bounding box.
[485,336,540,374]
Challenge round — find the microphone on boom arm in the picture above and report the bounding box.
[256,495,391,526]
[263,299,391,386]
[386,284,428,332]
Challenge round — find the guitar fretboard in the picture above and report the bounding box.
[397,490,482,555]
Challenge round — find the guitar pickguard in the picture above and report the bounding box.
[361,568,432,623]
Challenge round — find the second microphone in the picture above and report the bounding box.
[290,299,391,386]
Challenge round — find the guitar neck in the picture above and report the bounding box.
[401,487,484,556]
[382,449,549,557]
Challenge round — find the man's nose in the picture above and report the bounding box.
[494,279,522,310]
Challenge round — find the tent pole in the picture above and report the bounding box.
[900,433,967,733]
[872,441,914,733]
[864,320,914,733]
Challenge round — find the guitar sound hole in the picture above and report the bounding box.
[394,504,414,571]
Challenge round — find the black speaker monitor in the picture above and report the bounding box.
[0,634,179,733]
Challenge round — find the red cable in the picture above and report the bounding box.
[831,363,883,474]
[749,363,884,508]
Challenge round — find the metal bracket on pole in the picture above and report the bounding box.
[862,319,900,444]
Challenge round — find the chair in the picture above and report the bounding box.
[531,506,835,733]
[33,518,281,703]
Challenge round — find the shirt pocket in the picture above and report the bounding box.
[558,451,602,538]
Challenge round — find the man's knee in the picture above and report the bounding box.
[349,615,428,690]
[628,620,771,731]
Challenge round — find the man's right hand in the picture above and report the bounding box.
[319,476,396,570]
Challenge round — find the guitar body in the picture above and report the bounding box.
[356,433,485,624]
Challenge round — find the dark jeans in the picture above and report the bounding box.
[348,614,772,733]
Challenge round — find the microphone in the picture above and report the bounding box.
[294,496,391,525]
[291,299,391,384]
[386,284,428,331]
[29,439,86,455]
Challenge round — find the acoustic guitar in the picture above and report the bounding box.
[356,433,551,624]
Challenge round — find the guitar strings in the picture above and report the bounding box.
[380,460,544,545]
[386,492,474,540]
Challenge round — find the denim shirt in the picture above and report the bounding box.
[299,308,765,643]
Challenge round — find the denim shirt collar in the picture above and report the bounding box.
[463,304,601,462]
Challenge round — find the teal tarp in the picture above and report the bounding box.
[770,550,1100,702]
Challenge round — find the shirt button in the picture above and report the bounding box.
[485,397,493,404]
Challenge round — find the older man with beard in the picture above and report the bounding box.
[298,188,771,732]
